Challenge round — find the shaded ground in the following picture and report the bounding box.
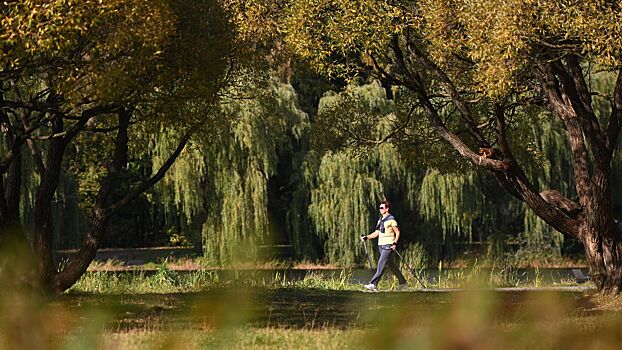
[58,288,599,331]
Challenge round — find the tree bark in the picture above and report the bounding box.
[5,140,22,227]
[51,209,109,292]
[390,36,622,293]
[33,116,66,288]
[49,109,130,292]
[51,110,195,292]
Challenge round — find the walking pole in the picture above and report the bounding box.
[393,249,426,288]
[361,238,375,273]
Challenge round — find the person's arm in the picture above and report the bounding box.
[362,230,380,241]
[391,226,400,250]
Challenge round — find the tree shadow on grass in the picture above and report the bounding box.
[59,288,598,332]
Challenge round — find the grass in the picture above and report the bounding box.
[85,248,588,273]
[4,285,619,350]
[95,327,365,350]
[2,239,600,349]
[71,259,588,295]
[87,257,342,272]
[1,251,606,350]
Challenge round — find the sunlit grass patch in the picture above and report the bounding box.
[71,261,590,295]
[4,280,622,350]
[66,293,622,350]
[100,327,365,350]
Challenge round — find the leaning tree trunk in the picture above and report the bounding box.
[49,109,131,293]
[50,209,109,292]
[49,111,194,293]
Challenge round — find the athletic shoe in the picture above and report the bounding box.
[364,283,378,291]
[396,283,408,291]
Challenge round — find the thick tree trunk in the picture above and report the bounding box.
[579,168,622,294]
[51,109,130,292]
[33,117,66,288]
[0,102,18,235]
[51,210,108,292]
[1,112,24,239]
[582,224,622,294]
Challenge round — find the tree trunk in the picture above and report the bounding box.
[5,143,22,227]
[51,109,130,292]
[51,210,108,292]
[0,102,20,235]
[582,223,622,294]
[33,117,66,288]
[1,143,26,242]
[578,166,622,294]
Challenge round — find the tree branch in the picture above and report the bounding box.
[404,38,489,147]
[104,128,193,217]
[560,57,606,156]
[0,108,27,175]
[411,72,506,172]
[608,67,622,151]
[539,62,593,209]
[20,110,46,174]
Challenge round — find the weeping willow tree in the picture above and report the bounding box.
[285,153,322,260]
[416,71,622,263]
[519,117,575,254]
[152,80,309,263]
[304,81,420,265]
[418,170,479,241]
[308,151,384,265]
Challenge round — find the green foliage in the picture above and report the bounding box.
[418,169,479,240]
[399,242,429,270]
[1,0,176,103]
[282,0,413,77]
[305,82,421,265]
[312,81,394,153]
[286,153,322,260]
[279,0,622,97]
[204,82,309,263]
[152,80,310,263]
[308,150,385,265]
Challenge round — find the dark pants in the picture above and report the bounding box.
[370,244,407,286]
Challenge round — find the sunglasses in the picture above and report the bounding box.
[379,206,387,209]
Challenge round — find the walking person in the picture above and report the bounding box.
[361,200,407,291]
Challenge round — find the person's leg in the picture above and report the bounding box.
[369,246,392,286]
[386,251,407,284]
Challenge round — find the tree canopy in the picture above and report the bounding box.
[0,0,264,292]
[260,0,622,293]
